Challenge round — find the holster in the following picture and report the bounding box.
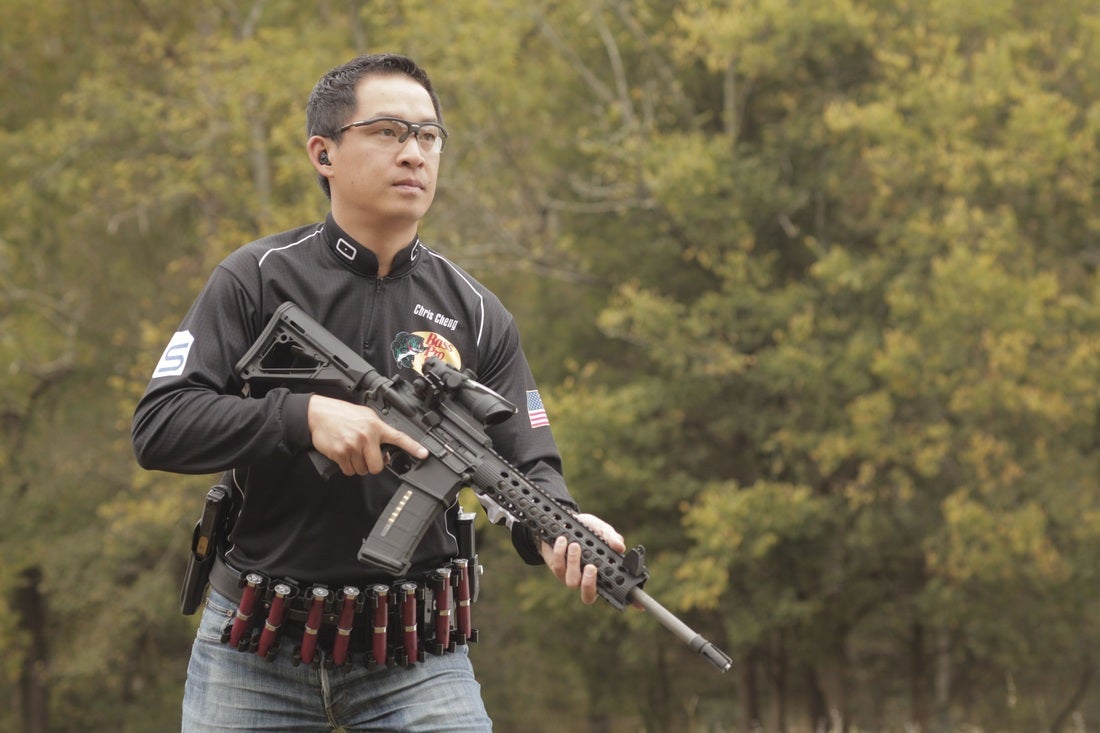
[456,510,481,603]
[180,471,238,615]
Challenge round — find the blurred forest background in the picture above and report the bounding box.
[2,0,1099,731]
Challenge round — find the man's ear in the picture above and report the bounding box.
[307,136,333,174]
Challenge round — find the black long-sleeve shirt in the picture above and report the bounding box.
[132,214,573,584]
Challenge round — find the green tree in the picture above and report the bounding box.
[4,1,1098,731]
[0,1,349,729]
[578,1,1100,731]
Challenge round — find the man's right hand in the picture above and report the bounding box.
[306,394,428,476]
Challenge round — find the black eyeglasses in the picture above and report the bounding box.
[338,117,448,154]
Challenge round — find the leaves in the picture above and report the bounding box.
[3,1,1100,731]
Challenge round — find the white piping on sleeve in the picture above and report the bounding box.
[258,226,324,268]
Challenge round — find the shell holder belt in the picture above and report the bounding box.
[210,554,478,669]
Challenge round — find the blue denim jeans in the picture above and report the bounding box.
[181,589,493,732]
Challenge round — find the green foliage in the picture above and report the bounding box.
[2,1,1099,731]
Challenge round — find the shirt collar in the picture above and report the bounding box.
[322,213,422,278]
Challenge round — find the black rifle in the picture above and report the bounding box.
[235,301,732,672]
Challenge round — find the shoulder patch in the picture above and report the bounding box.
[526,390,550,428]
[152,330,194,378]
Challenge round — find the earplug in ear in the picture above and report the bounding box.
[319,151,331,165]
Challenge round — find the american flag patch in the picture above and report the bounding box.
[526,390,550,428]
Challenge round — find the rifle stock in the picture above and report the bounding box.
[236,301,732,673]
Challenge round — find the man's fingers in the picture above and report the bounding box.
[365,448,386,475]
[308,395,427,475]
[540,536,570,581]
[383,426,429,461]
[576,513,625,553]
[564,542,583,587]
[580,565,598,605]
[551,536,567,579]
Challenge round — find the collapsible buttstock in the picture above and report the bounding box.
[235,301,379,392]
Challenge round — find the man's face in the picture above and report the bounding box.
[328,74,440,228]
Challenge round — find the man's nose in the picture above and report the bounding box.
[396,134,426,162]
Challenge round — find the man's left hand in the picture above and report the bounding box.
[540,513,625,605]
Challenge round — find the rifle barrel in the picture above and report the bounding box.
[628,588,733,673]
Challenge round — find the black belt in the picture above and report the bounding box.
[209,554,439,604]
[208,553,252,606]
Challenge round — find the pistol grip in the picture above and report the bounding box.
[308,449,341,480]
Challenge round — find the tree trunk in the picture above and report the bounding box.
[809,647,848,732]
[932,628,952,733]
[806,666,828,733]
[910,621,929,732]
[640,642,673,733]
[769,640,788,733]
[738,650,762,733]
[1047,662,1094,733]
[15,566,49,733]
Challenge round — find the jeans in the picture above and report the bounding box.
[181,589,493,732]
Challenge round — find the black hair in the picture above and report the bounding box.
[305,53,443,198]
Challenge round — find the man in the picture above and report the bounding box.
[132,53,624,731]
